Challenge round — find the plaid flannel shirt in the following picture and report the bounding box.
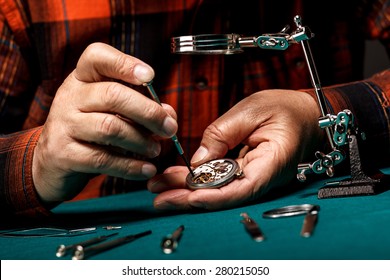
[1,0,389,217]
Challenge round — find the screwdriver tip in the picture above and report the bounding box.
[180,154,194,177]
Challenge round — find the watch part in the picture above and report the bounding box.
[186,158,242,189]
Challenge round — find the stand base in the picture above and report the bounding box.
[318,173,389,199]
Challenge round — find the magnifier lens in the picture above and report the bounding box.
[171,34,243,54]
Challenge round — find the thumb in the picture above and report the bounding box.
[191,105,257,166]
[75,42,154,84]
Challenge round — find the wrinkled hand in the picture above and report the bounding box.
[148,89,323,211]
[33,43,178,204]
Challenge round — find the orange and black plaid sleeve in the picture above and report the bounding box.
[0,1,51,217]
[0,127,52,217]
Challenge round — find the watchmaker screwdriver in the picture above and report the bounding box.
[161,225,185,254]
[143,81,195,177]
[72,230,152,260]
[56,232,118,257]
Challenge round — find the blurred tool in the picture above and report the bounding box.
[240,213,265,242]
[263,204,320,237]
[161,225,185,254]
[0,227,96,238]
[56,233,118,257]
[300,206,319,237]
[72,230,152,260]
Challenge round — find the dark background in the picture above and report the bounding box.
[364,40,389,78]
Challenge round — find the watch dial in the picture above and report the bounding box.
[186,158,240,189]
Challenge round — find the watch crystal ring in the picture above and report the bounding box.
[186,158,243,190]
[262,204,320,218]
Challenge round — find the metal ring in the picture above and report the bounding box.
[262,204,320,218]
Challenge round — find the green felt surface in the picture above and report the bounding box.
[1,170,390,260]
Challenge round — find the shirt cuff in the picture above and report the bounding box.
[301,69,390,168]
[0,126,52,218]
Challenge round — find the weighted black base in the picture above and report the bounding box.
[318,133,390,199]
[319,180,380,199]
[318,173,389,199]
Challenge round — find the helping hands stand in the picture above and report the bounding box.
[288,16,387,198]
[298,108,386,198]
[171,15,388,198]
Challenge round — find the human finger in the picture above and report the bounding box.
[190,98,268,166]
[70,112,161,158]
[147,166,188,193]
[61,141,158,180]
[151,143,283,211]
[74,42,155,84]
[61,79,178,139]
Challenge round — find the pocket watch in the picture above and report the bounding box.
[186,158,243,190]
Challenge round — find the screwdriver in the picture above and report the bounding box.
[72,230,152,260]
[56,233,118,257]
[161,225,185,254]
[143,81,195,177]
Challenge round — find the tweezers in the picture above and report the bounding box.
[0,227,97,238]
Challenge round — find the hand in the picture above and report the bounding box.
[33,43,178,204]
[148,89,323,210]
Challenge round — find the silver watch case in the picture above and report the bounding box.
[186,158,243,190]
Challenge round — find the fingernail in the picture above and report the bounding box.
[142,163,157,178]
[190,200,207,209]
[134,64,155,83]
[148,142,161,158]
[162,116,177,137]
[154,200,176,210]
[191,146,208,164]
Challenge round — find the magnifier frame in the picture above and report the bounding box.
[171,34,246,54]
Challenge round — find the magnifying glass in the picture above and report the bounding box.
[171,33,289,55]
